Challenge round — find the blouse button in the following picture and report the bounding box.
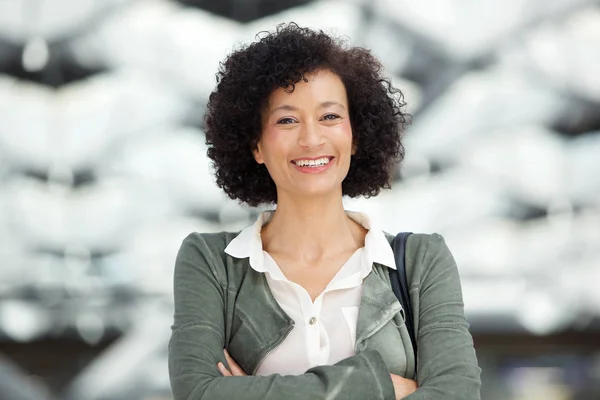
[309,317,317,325]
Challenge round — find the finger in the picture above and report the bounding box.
[224,349,246,376]
[217,362,232,376]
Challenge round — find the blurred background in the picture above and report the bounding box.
[0,0,599,399]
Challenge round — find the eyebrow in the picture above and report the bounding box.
[268,101,346,116]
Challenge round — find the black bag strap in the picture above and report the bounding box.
[388,232,417,365]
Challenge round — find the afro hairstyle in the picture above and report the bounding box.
[204,22,409,207]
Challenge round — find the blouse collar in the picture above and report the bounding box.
[224,211,397,274]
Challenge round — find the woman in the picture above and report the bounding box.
[169,23,481,399]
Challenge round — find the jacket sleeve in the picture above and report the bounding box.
[168,233,396,400]
[404,234,482,399]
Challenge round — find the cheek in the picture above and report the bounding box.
[340,119,354,147]
[259,129,288,164]
[343,118,353,132]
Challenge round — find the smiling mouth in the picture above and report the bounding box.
[291,156,334,167]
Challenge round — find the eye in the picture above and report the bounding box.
[321,113,340,121]
[277,117,297,125]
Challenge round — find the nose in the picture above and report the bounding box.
[297,121,324,149]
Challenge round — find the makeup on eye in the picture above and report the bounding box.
[277,117,297,124]
[275,113,341,125]
[321,113,341,121]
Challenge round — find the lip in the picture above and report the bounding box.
[290,156,335,174]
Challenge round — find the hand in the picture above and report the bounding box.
[217,349,248,376]
[390,374,417,400]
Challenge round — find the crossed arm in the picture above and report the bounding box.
[218,348,417,399]
[168,233,481,400]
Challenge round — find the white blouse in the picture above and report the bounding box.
[224,211,396,376]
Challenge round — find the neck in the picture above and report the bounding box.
[261,191,365,262]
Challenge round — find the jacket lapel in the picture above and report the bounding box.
[228,265,294,374]
[229,260,402,373]
[355,264,402,350]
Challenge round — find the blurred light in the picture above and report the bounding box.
[508,367,571,400]
[0,300,50,342]
[76,312,105,345]
[517,289,574,335]
[22,37,50,72]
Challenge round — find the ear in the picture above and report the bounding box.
[252,142,265,164]
[351,141,357,155]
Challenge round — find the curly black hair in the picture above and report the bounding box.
[205,22,409,207]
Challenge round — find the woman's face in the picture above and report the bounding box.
[254,69,354,202]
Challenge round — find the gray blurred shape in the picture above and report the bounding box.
[371,0,593,60]
[0,354,54,400]
[0,71,189,173]
[0,0,127,44]
[64,307,171,400]
[498,5,600,102]
[406,67,568,165]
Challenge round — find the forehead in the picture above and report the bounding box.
[266,69,348,109]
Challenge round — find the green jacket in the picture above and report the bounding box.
[168,231,481,399]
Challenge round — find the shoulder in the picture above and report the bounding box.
[405,233,448,258]
[178,231,241,256]
[383,231,448,256]
[386,232,456,284]
[174,231,244,286]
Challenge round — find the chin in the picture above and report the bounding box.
[295,184,342,198]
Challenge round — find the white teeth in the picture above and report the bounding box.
[294,157,330,167]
